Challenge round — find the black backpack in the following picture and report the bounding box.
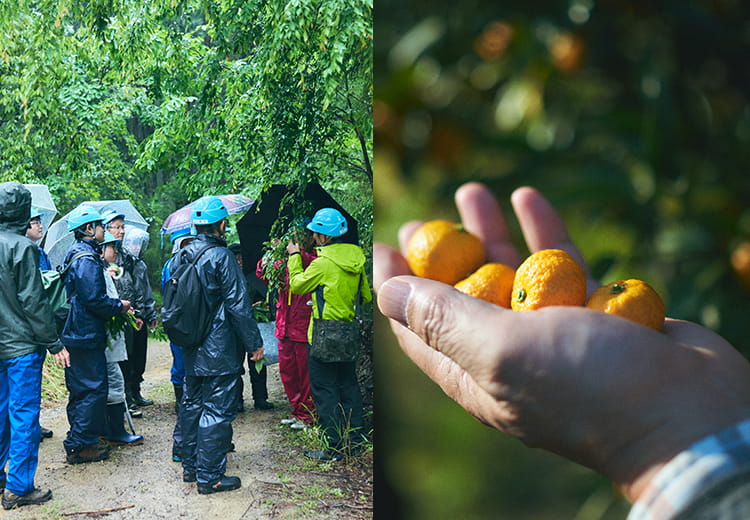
[161,243,217,348]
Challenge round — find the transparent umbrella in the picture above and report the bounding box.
[44,200,149,271]
[23,184,57,242]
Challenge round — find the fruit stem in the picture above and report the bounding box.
[516,288,526,303]
[610,283,626,295]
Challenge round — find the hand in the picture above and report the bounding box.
[375,182,750,503]
[135,318,144,331]
[107,265,119,277]
[250,346,265,361]
[120,300,132,313]
[54,347,71,368]
[286,241,301,254]
[149,320,158,330]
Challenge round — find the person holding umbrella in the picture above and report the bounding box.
[99,231,144,448]
[100,209,156,414]
[60,204,132,465]
[286,208,372,461]
[178,196,264,494]
[25,207,55,441]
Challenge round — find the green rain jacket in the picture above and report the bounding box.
[0,182,63,360]
[287,242,372,344]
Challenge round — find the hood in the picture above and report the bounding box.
[316,243,365,274]
[0,182,32,236]
[122,227,150,259]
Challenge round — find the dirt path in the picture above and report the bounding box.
[7,340,373,519]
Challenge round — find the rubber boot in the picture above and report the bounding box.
[173,383,184,414]
[106,403,144,446]
[132,383,154,407]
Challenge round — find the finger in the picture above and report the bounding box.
[455,182,522,267]
[398,220,423,255]
[511,186,595,286]
[374,242,412,292]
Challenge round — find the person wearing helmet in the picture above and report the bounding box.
[25,207,55,441]
[101,209,157,412]
[286,208,372,461]
[160,227,195,463]
[60,203,132,465]
[178,196,264,495]
[99,232,144,447]
[25,207,51,271]
[0,182,69,510]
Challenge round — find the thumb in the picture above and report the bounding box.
[377,275,522,386]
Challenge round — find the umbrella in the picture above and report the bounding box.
[23,184,57,241]
[236,183,358,279]
[160,194,255,238]
[45,200,149,271]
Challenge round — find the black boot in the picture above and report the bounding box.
[132,383,154,407]
[106,403,144,446]
[173,383,184,414]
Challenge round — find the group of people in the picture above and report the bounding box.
[0,183,371,509]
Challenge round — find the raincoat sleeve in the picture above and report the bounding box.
[134,259,158,322]
[287,253,326,295]
[221,252,263,354]
[15,243,64,354]
[360,269,373,305]
[76,257,124,319]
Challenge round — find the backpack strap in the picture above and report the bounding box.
[177,243,217,270]
[59,251,98,276]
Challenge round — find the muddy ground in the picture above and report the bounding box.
[6,340,373,519]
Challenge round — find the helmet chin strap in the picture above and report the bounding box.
[80,222,99,239]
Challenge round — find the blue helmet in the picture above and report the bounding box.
[100,231,120,247]
[170,227,193,244]
[306,208,348,237]
[191,196,228,226]
[29,206,44,221]
[67,204,104,231]
[100,208,126,226]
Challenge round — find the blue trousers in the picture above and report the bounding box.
[170,343,185,386]
[181,374,239,484]
[63,347,108,452]
[0,350,44,495]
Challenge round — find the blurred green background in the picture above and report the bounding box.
[373,1,750,519]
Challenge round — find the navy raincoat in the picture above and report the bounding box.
[61,240,123,349]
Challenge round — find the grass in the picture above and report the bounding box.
[42,352,67,404]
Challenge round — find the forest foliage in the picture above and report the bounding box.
[1,0,373,279]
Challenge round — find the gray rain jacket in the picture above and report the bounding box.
[180,234,263,377]
[0,182,63,359]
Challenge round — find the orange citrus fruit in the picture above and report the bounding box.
[406,220,486,285]
[731,241,750,290]
[454,263,516,308]
[511,249,587,311]
[586,279,665,330]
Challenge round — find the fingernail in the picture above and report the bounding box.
[377,278,412,326]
